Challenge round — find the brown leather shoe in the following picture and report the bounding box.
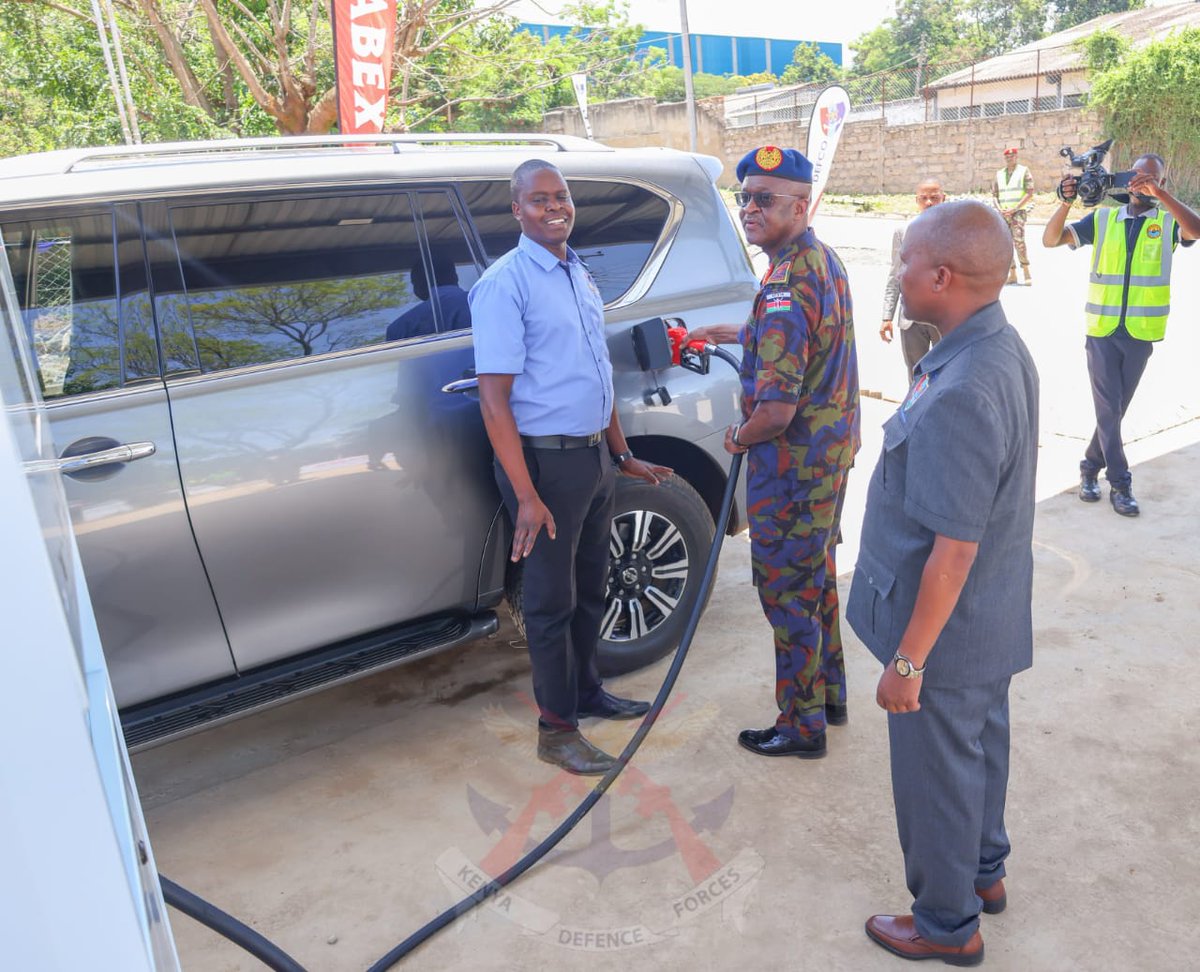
[537,728,616,776]
[976,878,1006,915]
[865,914,984,966]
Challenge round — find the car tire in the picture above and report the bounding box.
[505,473,716,677]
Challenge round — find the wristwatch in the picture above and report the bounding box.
[892,652,926,679]
[612,450,634,466]
[731,423,745,447]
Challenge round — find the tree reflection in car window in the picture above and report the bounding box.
[170,194,425,373]
[0,213,121,398]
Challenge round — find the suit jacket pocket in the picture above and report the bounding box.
[854,545,898,649]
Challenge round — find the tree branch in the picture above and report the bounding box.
[133,0,215,116]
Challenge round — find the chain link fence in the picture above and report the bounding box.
[724,41,1089,130]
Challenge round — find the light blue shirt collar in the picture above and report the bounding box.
[518,232,580,271]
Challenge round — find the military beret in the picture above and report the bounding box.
[736,145,813,183]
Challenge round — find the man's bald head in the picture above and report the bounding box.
[908,200,1012,288]
[899,200,1013,330]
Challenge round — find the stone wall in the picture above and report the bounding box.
[543,96,727,160]
[546,98,1105,196]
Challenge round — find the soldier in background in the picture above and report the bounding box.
[881,177,946,379]
[686,145,860,760]
[992,147,1034,285]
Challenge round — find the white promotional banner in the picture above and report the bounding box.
[805,84,851,220]
[571,72,593,138]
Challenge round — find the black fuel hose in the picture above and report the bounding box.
[159,874,306,972]
[367,345,743,971]
[159,343,743,972]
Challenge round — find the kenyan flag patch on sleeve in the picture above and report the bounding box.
[763,290,792,314]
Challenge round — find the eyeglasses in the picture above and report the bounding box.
[733,190,810,209]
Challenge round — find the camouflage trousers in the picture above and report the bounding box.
[749,470,849,740]
[1003,209,1030,268]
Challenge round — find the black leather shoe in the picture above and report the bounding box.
[537,729,616,776]
[578,691,650,720]
[1110,486,1139,517]
[1079,473,1101,502]
[825,702,849,726]
[738,726,777,745]
[737,727,826,759]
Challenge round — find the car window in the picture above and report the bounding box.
[413,191,480,335]
[460,179,671,304]
[1,213,121,398]
[170,193,426,373]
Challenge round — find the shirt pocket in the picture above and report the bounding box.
[881,411,910,493]
[854,545,898,648]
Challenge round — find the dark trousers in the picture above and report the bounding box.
[1082,331,1154,489]
[900,322,941,380]
[495,445,615,730]
[888,676,1012,947]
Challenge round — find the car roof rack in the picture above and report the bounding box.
[59,133,610,174]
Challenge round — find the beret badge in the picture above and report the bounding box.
[754,146,783,171]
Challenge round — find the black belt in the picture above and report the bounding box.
[520,432,603,450]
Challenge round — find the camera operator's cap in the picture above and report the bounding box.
[736,146,813,183]
[1003,147,1019,156]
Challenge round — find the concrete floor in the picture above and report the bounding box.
[133,215,1200,970]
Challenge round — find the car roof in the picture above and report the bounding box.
[0,134,722,210]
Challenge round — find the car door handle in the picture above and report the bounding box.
[58,440,156,477]
[441,377,479,394]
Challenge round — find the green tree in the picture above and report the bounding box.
[964,0,1048,57]
[1077,27,1129,73]
[848,0,980,76]
[1086,26,1200,202]
[0,0,655,149]
[780,43,842,86]
[1049,0,1144,32]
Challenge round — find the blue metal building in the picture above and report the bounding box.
[518,23,842,76]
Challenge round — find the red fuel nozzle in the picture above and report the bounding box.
[668,325,709,366]
[667,325,688,366]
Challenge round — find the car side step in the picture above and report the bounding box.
[120,611,499,751]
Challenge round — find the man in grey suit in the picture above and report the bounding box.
[847,200,1039,966]
[880,177,946,380]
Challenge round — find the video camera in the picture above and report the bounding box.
[1058,139,1136,207]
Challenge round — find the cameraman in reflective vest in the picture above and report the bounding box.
[993,147,1034,285]
[1043,153,1200,516]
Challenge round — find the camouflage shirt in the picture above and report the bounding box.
[739,228,861,482]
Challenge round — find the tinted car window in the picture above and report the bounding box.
[386,191,481,340]
[460,179,671,303]
[170,193,425,373]
[1,213,120,398]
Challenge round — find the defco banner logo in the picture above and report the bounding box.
[820,102,847,136]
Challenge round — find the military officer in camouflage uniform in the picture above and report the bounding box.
[687,145,860,759]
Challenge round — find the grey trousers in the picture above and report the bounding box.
[900,322,941,380]
[888,676,1012,947]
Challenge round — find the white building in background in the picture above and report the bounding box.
[927,2,1200,120]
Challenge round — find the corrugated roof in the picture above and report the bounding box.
[929,1,1200,89]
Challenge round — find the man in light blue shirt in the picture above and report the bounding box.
[470,159,670,776]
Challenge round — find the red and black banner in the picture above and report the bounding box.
[332,0,397,134]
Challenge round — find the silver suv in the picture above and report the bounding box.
[0,135,755,747]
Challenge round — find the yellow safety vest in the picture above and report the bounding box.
[995,165,1029,208]
[1085,206,1177,341]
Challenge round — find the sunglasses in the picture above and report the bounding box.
[733,190,811,209]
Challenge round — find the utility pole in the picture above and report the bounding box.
[679,0,697,153]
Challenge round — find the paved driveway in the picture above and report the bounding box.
[133,214,1200,971]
